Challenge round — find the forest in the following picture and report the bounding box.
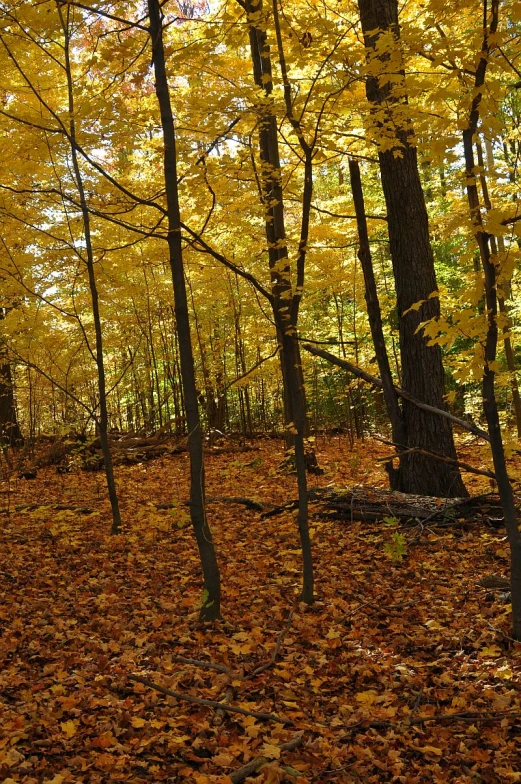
[1,0,521,780]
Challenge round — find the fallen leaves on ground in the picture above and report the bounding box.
[1,435,520,783]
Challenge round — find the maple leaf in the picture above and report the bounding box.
[60,719,78,738]
[260,743,282,759]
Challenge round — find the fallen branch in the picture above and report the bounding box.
[0,503,93,515]
[157,496,273,513]
[352,595,422,613]
[376,447,496,481]
[303,344,490,442]
[229,734,304,783]
[171,656,237,677]
[248,607,296,679]
[342,709,521,735]
[128,674,285,723]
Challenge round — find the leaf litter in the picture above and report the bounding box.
[0,435,520,783]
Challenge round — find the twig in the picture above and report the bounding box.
[342,709,521,735]
[171,656,237,677]
[128,674,285,723]
[248,607,296,679]
[229,734,304,783]
[487,623,519,644]
[157,496,272,513]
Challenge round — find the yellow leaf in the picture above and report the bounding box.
[355,690,379,705]
[479,645,502,658]
[402,298,426,316]
[212,751,235,766]
[131,717,147,728]
[260,743,281,759]
[60,719,78,738]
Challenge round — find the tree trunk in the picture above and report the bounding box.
[348,159,404,488]
[0,311,23,448]
[58,4,122,534]
[243,0,314,601]
[477,138,521,438]
[461,0,521,640]
[148,0,221,621]
[357,0,467,497]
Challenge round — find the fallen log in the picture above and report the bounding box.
[262,487,506,526]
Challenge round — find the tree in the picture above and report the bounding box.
[356,0,468,497]
[147,0,221,620]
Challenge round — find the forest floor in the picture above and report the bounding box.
[1,434,521,783]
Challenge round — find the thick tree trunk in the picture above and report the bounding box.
[357,0,467,497]
[148,0,221,620]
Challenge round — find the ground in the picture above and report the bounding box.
[0,434,520,783]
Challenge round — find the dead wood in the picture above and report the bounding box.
[248,606,296,679]
[156,497,275,513]
[171,656,237,677]
[128,674,286,723]
[303,343,490,442]
[262,487,506,527]
[229,734,304,783]
[342,709,521,736]
[0,503,93,516]
[376,446,497,481]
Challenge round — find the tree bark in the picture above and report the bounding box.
[58,4,121,534]
[0,311,23,447]
[148,0,221,620]
[348,159,405,488]
[461,0,521,640]
[357,0,467,497]
[476,138,521,437]
[243,0,314,601]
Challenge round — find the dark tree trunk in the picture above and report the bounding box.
[59,5,122,534]
[243,0,314,602]
[357,0,467,497]
[148,0,221,620]
[348,159,404,489]
[0,311,23,447]
[0,363,23,447]
[461,0,521,640]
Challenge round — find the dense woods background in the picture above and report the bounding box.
[0,0,518,447]
[1,0,521,780]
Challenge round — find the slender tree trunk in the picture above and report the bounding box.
[58,4,122,533]
[243,0,314,601]
[476,138,521,437]
[348,159,405,488]
[357,0,467,497]
[148,0,221,620]
[461,0,521,640]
